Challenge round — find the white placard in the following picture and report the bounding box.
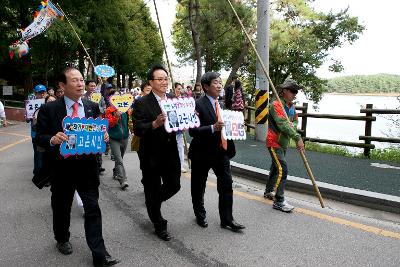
[221,110,246,140]
[25,99,45,119]
[3,86,13,96]
[159,97,200,132]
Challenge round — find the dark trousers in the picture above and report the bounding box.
[32,140,44,175]
[141,167,181,230]
[265,147,288,202]
[191,155,233,224]
[50,161,108,263]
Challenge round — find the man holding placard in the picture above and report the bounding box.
[35,67,119,267]
[132,65,181,241]
[188,72,245,232]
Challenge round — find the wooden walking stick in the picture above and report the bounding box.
[225,0,325,208]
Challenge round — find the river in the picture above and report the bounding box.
[295,93,400,152]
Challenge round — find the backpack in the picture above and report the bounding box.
[231,88,244,111]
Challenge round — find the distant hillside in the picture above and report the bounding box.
[325,74,400,93]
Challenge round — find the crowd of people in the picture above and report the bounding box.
[20,64,303,267]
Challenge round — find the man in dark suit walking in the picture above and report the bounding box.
[35,67,119,267]
[132,65,181,241]
[189,72,245,232]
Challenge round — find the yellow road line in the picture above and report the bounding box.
[0,137,30,152]
[184,173,400,240]
[0,131,31,138]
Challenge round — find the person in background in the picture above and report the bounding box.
[0,100,7,127]
[55,87,64,99]
[28,84,47,177]
[224,76,238,110]
[173,82,188,173]
[186,85,193,98]
[231,80,245,112]
[47,86,55,97]
[106,105,130,190]
[192,82,203,100]
[263,79,305,213]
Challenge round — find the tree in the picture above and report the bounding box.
[172,0,364,102]
[0,0,163,94]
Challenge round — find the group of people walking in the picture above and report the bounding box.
[29,63,303,266]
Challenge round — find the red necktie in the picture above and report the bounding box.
[215,100,227,150]
[72,102,79,118]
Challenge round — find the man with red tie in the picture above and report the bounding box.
[35,67,119,267]
[188,72,245,232]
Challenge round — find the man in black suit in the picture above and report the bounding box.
[35,67,119,267]
[132,65,181,241]
[189,72,245,232]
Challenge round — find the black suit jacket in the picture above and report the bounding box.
[35,97,100,181]
[132,93,180,171]
[188,96,235,161]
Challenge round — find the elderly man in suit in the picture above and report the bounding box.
[35,67,119,267]
[132,65,181,241]
[189,72,245,232]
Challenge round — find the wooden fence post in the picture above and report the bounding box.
[301,102,308,138]
[364,104,373,157]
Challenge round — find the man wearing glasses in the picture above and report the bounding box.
[263,79,305,213]
[132,65,181,241]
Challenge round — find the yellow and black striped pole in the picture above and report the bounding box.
[255,89,269,125]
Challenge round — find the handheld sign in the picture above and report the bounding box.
[221,110,246,140]
[90,92,102,104]
[159,97,200,132]
[94,65,115,78]
[25,99,45,119]
[110,94,133,113]
[60,117,108,157]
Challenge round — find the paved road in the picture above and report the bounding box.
[1,123,400,266]
[233,136,400,197]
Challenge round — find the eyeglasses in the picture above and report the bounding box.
[153,78,169,82]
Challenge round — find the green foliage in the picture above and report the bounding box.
[290,141,400,163]
[173,0,365,103]
[368,147,400,163]
[173,0,256,72]
[325,74,400,94]
[0,0,163,90]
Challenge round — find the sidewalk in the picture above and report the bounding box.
[230,136,400,213]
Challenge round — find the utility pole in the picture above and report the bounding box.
[255,0,269,141]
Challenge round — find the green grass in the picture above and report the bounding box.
[289,140,400,163]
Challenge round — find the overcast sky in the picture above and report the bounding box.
[148,0,400,81]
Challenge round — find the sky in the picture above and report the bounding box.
[148,0,400,82]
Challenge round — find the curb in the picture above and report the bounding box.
[231,161,400,214]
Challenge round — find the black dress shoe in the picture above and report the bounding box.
[221,220,245,232]
[56,241,73,255]
[155,229,172,241]
[196,218,208,228]
[93,256,120,267]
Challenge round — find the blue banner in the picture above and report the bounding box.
[60,117,108,157]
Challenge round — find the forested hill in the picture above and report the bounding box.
[325,74,400,93]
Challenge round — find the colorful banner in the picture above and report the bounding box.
[60,117,108,157]
[110,94,133,113]
[94,65,115,78]
[90,92,102,104]
[25,99,45,119]
[159,97,200,132]
[20,0,63,42]
[221,110,246,140]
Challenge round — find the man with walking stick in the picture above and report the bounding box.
[263,79,305,213]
